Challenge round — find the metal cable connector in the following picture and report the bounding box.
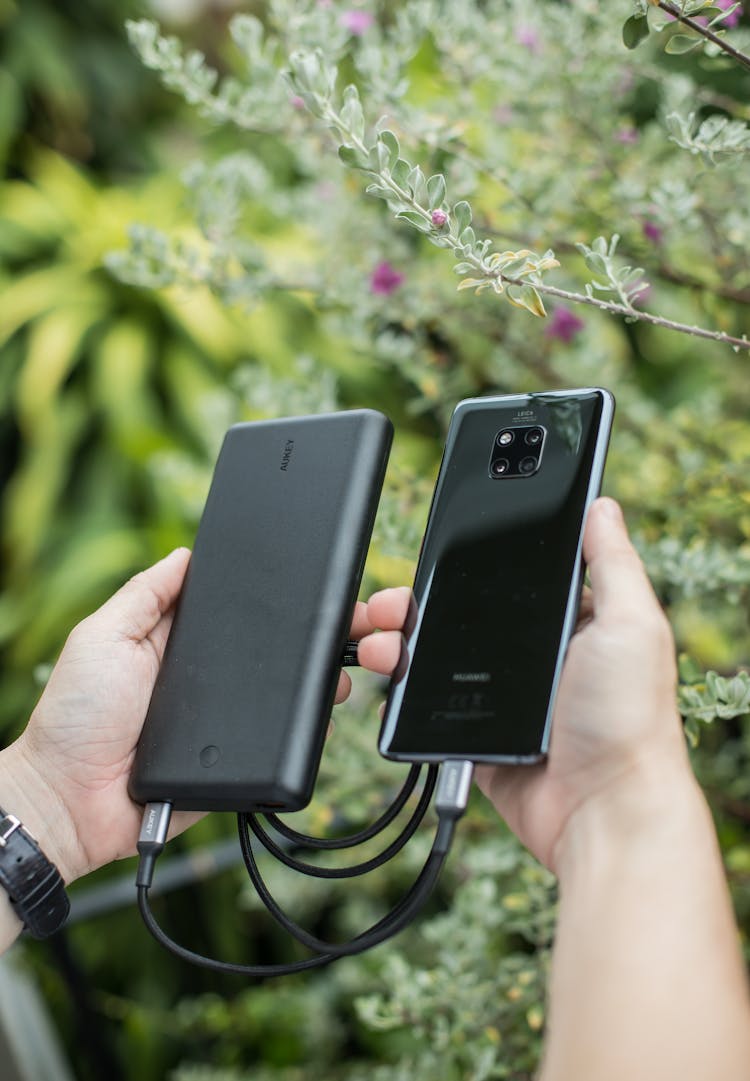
[136,802,172,888]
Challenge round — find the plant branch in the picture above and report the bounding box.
[293,66,750,351]
[501,276,750,350]
[656,1,750,71]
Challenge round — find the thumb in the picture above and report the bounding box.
[88,548,191,643]
[584,498,659,622]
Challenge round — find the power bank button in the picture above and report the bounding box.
[199,745,220,767]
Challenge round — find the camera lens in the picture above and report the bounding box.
[491,458,510,477]
[496,430,514,447]
[525,427,543,446]
[519,456,537,475]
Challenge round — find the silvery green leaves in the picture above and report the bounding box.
[456,249,559,317]
[678,666,750,746]
[576,235,649,311]
[666,111,750,165]
[126,17,287,132]
[624,1,746,60]
[324,108,559,318]
[640,534,750,604]
[285,48,337,115]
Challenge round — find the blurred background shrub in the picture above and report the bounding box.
[1,1,749,1079]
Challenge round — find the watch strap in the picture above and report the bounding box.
[0,808,70,939]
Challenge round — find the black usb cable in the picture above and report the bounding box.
[135,760,474,977]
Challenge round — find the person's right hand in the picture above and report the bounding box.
[360,497,694,874]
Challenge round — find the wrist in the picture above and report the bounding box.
[553,744,712,887]
[0,738,82,885]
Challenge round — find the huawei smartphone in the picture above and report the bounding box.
[378,388,614,764]
[129,410,392,812]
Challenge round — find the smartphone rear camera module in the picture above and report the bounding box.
[491,458,510,477]
[489,424,545,478]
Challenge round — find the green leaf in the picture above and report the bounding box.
[582,252,608,276]
[453,201,472,234]
[395,210,431,233]
[505,284,547,317]
[377,130,400,172]
[364,181,389,197]
[407,164,428,205]
[427,174,446,210]
[665,33,701,54]
[622,14,650,49]
[340,84,365,143]
[392,158,411,187]
[338,144,369,169]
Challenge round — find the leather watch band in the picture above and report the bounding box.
[0,808,70,939]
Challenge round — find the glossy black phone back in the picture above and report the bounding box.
[129,410,392,812]
[378,388,614,763]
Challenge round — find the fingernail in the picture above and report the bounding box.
[597,497,622,522]
[166,547,191,560]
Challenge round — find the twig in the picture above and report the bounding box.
[656,1,750,72]
[315,96,750,352]
[502,275,750,350]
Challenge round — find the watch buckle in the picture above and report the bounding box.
[0,815,21,847]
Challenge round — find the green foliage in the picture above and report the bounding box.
[666,110,750,164]
[625,0,749,63]
[576,234,649,311]
[3,1,750,1079]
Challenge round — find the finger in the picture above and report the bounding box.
[90,548,192,644]
[349,600,375,640]
[334,669,352,704]
[366,587,412,631]
[167,808,205,842]
[146,605,178,661]
[583,499,659,621]
[357,629,404,675]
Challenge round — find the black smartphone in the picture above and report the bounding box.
[378,388,615,764]
[129,409,392,813]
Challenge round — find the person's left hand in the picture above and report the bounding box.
[0,549,367,885]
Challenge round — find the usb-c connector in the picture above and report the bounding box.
[434,760,474,854]
[136,802,172,888]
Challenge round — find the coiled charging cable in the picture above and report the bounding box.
[135,759,473,977]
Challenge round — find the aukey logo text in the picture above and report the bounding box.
[280,440,295,471]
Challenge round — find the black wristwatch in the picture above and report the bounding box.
[0,807,70,939]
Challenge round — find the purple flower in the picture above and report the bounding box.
[545,306,585,344]
[370,261,404,295]
[290,95,305,110]
[615,126,639,145]
[515,25,541,52]
[431,209,448,227]
[642,220,663,245]
[340,10,375,35]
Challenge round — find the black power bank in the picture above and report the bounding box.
[128,410,392,812]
